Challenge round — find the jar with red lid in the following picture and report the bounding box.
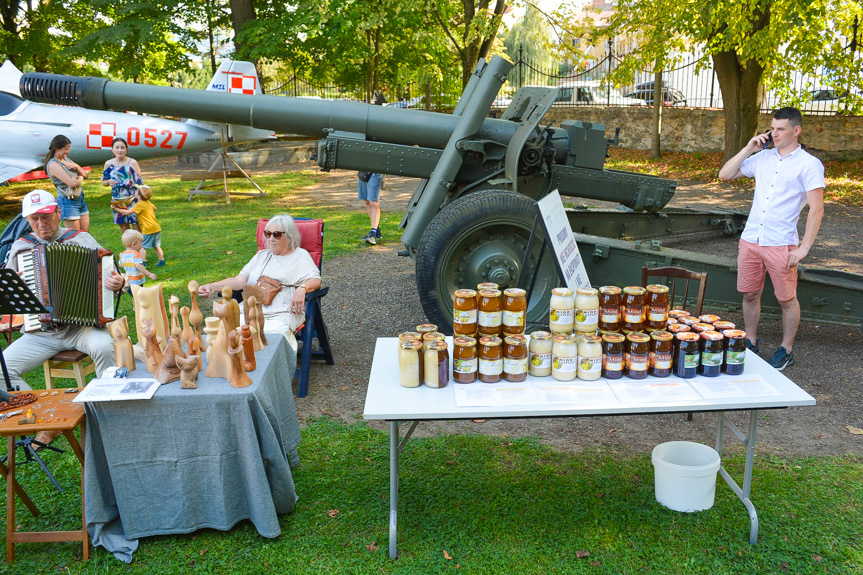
[645,285,670,332]
[503,335,528,382]
[599,286,622,333]
[478,335,503,383]
[650,331,674,377]
[722,329,747,375]
[453,289,478,336]
[699,331,724,377]
[621,287,646,334]
[625,332,650,379]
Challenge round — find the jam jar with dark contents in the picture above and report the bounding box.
[452,336,478,383]
[645,284,670,332]
[602,332,625,379]
[699,331,724,377]
[674,332,701,378]
[722,329,747,375]
[650,331,674,377]
[625,332,650,379]
[666,323,691,335]
[424,340,450,388]
[622,286,646,334]
[599,286,622,333]
[453,289,478,337]
[692,322,714,334]
[503,335,528,382]
[668,309,690,321]
[478,335,503,383]
[698,314,721,325]
[712,320,736,332]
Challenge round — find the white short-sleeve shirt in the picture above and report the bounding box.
[739,145,825,246]
[240,248,321,331]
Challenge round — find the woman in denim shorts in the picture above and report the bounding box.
[46,134,90,232]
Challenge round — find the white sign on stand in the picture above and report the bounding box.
[537,190,591,289]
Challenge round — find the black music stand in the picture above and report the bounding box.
[0,268,66,492]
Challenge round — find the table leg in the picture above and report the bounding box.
[716,410,760,544]
[0,459,39,517]
[7,435,15,562]
[389,421,399,559]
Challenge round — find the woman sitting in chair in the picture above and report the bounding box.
[198,214,321,352]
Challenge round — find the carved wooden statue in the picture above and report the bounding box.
[241,324,256,371]
[246,295,265,351]
[203,316,220,362]
[204,305,230,380]
[213,287,240,337]
[169,295,181,338]
[227,329,252,388]
[155,335,185,384]
[188,280,206,350]
[141,318,164,373]
[176,354,201,389]
[107,316,136,370]
[180,306,193,349]
[132,283,169,352]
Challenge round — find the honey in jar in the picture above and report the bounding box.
[601,332,625,379]
[502,288,527,336]
[453,289,478,336]
[476,282,499,307]
[549,288,575,333]
[478,289,503,337]
[453,336,478,383]
[674,332,701,378]
[422,331,445,344]
[552,334,578,381]
[422,340,449,388]
[722,329,747,375]
[398,332,421,342]
[574,288,600,334]
[416,323,438,336]
[528,331,553,377]
[478,335,503,383]
[503,335,528,382]
[598,286,622,333]
[577,334,602,380]
[622,286,646,334]
[398,340,423,388]
[645,284,670,332]
[699,330,724,377]
[625,332,650,379]
[650,331,674,378]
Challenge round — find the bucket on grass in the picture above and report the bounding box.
[651,441,721,512]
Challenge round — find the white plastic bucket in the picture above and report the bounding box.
[651,441,721,512]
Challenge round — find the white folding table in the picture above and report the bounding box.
[363,337,816,559]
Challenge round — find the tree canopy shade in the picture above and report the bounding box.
[501,2,555,81]
[431,0,509,86]
[560,0,863,161]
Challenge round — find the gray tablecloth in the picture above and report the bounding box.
[85,335,301,563]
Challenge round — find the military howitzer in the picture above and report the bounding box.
[20,57,863,329]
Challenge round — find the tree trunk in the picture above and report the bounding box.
[713,50,764,163]
[229,0,263,91]
[650,70,662,159]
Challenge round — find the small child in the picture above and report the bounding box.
[113,184,165,267]
[119,229,157,291]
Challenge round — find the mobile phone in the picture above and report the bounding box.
[762,131,773,150]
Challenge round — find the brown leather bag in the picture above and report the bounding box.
[255,275,282,306]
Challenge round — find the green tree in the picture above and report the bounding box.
[501,2,555,85]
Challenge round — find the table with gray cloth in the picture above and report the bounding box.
[84,335,301,563]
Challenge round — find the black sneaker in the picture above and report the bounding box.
[363,229,377,245]
[767,346,794,371]
[746,337,761,355]
[374,228,382,239]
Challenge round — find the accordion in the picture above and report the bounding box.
[17,243,117,332]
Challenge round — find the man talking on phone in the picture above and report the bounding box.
[718,107,825,370]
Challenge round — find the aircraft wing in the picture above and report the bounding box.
[0,157,42,184]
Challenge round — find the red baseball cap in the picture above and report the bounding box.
[22,190,58,218]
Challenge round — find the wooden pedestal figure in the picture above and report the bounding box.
[204,317,220,363]
[214,287,241,336]
[155,335,185,384]
[176,354,201,388]
[141,318,164,373]
[132,283,169,352]
[180,306,193,349]
[241,325,256,371]
[246,295,265,351]
[188,280,206,351]
[227,329,252,388]
[205,306,230,380]
[169,295,181,337]
[107,316,136,370]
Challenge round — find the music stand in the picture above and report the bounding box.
[0,268,66,492]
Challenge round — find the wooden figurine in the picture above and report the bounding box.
[141,318,164,373]
[188,336,202,371]
[213,288,239,337]
[254,294,267,346]
[242,285,263,326]
[180,306,193,349]
[227,329,252,388]
[205,306,230,380]
[188,280,205,351]
[169,295,181,338]
[132,283,169,352]
[246,295,265,351]
[107,316,136,370]
[241,325,256,371]
[155,335,185,384]
[176,354,200,389]
[203,316,220,362]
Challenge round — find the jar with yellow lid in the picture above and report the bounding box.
[649,331,674,377]
[503,335,528,382]
[576,334,602,380]
[625,332,650,379]
[478,289,502,337]
[416,323,438,336]
[452,336,478,383]
[601,332,625,379]
[398,332,421,342]
[598,286,622,333]
[528,331,553,377]
[502,288,527,336]
[645,284,669,332]
[574,287,600,334]
[423,340,449,388]
[549,288,575,333]
[453,289,478,336]
[398,340,423,388]
[551,334,578,381]
[622,287,646,334]
[478,335,503,383]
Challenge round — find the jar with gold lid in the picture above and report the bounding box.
[416,323,438,336]
[453,289,478,337]
[574,288,600,334]
[528,331,553,377]
[502,288,527,336]
[478,335,503,383]
[551,334,578,381]
[478,289,502,337]
[453,336,478,383]
[645,284,670,332]
[622,287,646,334]
[423,340,449,388]
[503,335,528,382]
[598,286,622,333]
[602,332,625,379]
[549,288,575,333]
[625,332,650,379]
[398,340,423,388]
[577,334,602,380]
[650,331,674,377]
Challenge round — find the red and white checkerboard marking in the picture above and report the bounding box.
[87,122,117,149]
[229,74,257,94]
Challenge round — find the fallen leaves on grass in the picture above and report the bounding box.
[844,425,863,435]
[326,509,339,518]
[576,550,590,559]
[443,550,452,560]
[366,542,378,552]
[321,407,341,417]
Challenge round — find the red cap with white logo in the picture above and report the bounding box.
[21,190,58,218]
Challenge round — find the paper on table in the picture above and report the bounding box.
[532,380,620,405]
[608,377,702,403]
[689,373,782,399]
[72,378,161,402]
[452,383,539,407]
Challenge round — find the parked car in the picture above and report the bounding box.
[553,81,646,107]
[625,87,687,106]
[801,88,863,113]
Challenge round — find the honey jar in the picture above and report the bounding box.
[601,332,625,379]
[577,334,602,380]
[453,336,478,383]
[528,331,553,377]
[502,288,527,336]
[453,289,478,336]
[478,289,502,337]
[549,288,575,333]
[698,314,721,325]
[416,323,438,336]
[503,335,528,382]
[574,287,600,334]
[551,334,578,381]
[621,286,646,334]
[598,286,622,333]
[398,340,423,388]
[645,284,670,332]
[668,309,690,321]
[625,332,650,379]
[478,335,503,383]
[398,331,421,342]
[722,329,747,375]
[650,330,674,377]
[674,332,701,378]
[423,340,449,388]
[712,320,736,332]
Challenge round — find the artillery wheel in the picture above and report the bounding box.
[415,190,557,334]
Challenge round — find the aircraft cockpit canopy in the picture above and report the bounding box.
[0,91,24,116]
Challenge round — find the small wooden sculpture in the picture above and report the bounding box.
[155,335,185,384]
[107,316,136,370]
[246,295,265,351]
[254,294,267,346]
[203,316,220,362]
[204,306,230,380]
[169,295,181,337]
[141,318,164,373]
[176,354,201,389]
[213,288,239,337]
[132,283,169,352]
[188,336,202,371]
[180,306,193,350]
[227,329,252,388]
[240,325,256,371]
[188,280,206,351]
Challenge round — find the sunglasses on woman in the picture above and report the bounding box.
[263,230,284,239]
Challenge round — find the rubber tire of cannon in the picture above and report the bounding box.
[415,189,558,334]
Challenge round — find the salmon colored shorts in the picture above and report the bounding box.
[737,239,798,301]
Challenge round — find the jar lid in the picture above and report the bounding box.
[576,287,599,296]
[698,314,721,324]
[692,322,714,332]
[646,284,669,293]
[667,324,692,333]
[602,332,625,343]
[416,323,438,333]
[666,317,679,324]
[623,286,646,295]
[529,330,553,341]
[504,335,527,346]
[668,309,690,318]
[651,330,674,341]
[454,289,477,298]
[477,282,499,291]
[553,334,577,343]
[478,288,501,298]
[713,321,736,330]
[700,330,724,341]
[626,332,650,343]
[400,340,423,350]
[503,288,526,297]
[426,340,448,351]
[454,336,477,347]
[680,316,700,326]
[578,334,602,344]
[722,329,747,339]
[422,331,445,341]
[599,286,621,294]
[398,332,421,341]
[479,336,502,346]
[676,332,701,342]
[551,287,574,296]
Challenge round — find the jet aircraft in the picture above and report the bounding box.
[0,60,273,183]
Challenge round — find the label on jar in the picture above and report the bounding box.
[647,306,668,321]
[603,353,624,371]
[600,306,620,323]
[454,358,477,374]
[529,352,552,369]
[504,358,527,375]
[702,352,723,367]
[684,352,700,368]
[624,306,643,323]
[478,311,502,327]
[550,308,573,327]
[578,355,601,374]
[478,358,503,376]
[552,355,577,373]
[453,309,477,324]
[626,352,649,371]
[502,310,524,327]
[726,350,746,365]
[653,351,673,369]
[575,308,599,327]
